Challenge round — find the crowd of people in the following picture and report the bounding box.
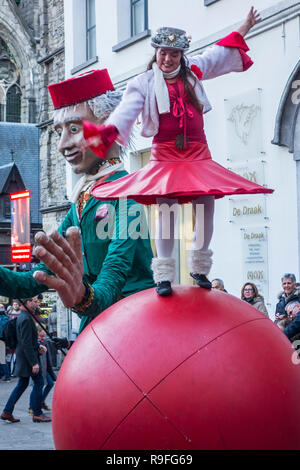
[0,296,63,423]
[211,273,300,343]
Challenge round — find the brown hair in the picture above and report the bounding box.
[241,282,259,299]
[147,53,203,113]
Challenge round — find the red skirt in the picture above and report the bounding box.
[91,141,273,205]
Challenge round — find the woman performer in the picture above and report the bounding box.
[83,7,273,296]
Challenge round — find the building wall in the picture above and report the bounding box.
[0,0,42,268]
[0,0,40,123]
[0,0,66,233]
[63,0,300,319]
[0,1,67,337]
[37,0,68,230]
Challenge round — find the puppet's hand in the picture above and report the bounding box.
[33,227,86,308]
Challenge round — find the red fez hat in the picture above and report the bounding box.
[48,69,115,110]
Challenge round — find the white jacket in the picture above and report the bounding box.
[106,44,244,146]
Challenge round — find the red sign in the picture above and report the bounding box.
[10,190,31,262]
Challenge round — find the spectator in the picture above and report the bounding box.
[31,295,47,325]
[48,304,57,337]
[47,304,58,367]
[29,325,56,415]
[276,301,297,331]
[283,303,300,341]
[241,282,269,317]
[1,297,51,423]
[275,273,300,324]
[0,303,10,382]
[212,278,228,292]
[9,300,21,318]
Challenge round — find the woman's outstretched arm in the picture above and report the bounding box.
[236,6,262,37]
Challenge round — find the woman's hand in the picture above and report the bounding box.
[237,6,262,37]
[80,135,103,153]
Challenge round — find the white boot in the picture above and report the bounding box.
[189,249,213,289]
[151,257,176,296]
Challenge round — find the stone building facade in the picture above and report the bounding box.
[0,1,67,328]
[0,0,67,237]
[36,0,69,233]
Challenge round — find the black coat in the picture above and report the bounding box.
[284,312,300,341]
[14,310,40,378]
[275,286,300,316]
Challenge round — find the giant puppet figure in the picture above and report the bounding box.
[0,70,154,334]
[82,7,273,297]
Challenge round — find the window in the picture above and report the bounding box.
[0,85,4,121]
[3,195,10,219]
[0,37,22,123]
[113,0,150,52]
[0,193,11,220]
[204,0,221,5]
[6,83,21,123]
[71,0,98,75]
[86,0,96,60]
[131,0,146,37]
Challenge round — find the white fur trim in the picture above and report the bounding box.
[151,257,176,283]
[152,63,171,114]
[189,249,213,275]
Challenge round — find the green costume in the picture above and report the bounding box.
[0,171,154,333]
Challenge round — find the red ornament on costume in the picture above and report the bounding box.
[48,69,115,109]
[52,287,300,450]
[83,121,119,160]
[190,64,203,81]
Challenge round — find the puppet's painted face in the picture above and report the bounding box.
[54,103,101,175]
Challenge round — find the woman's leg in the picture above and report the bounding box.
[151,197,178,295]
[189,196,215,288]
[155,197,179,258]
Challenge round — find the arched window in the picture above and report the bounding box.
[0,37,21,123]
[6,82,21,122]
[0,84,5,121]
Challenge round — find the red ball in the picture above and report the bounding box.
[52,286,300,450]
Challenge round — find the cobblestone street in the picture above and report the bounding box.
[0,377,55,450]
